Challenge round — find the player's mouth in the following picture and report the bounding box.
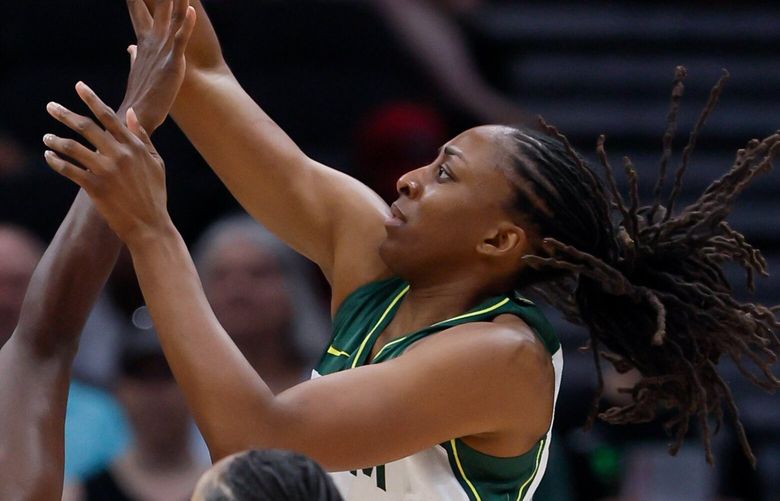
[385,202,407,227]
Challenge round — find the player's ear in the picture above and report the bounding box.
[477,222,526,258]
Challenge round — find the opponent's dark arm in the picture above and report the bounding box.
[0,2,194,498]
[13,0,199,348]
[0,96,168,501]
[13,191,120,357]
[0,87,134,500]
[0,189,121,501]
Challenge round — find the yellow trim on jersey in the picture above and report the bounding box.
[351,285,411,368]
[432,297,511,326]
[372,297,511,361]
[326,346,350,358]
[516,438,545,501]
[371,333,411,361]
[450,439,482,501]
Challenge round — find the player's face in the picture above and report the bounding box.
[379,126,519,279]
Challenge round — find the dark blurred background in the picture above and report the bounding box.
[1,1,778,500]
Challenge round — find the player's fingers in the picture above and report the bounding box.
[170,0,188,34]
[42,134,107,174]
[126,108,161,158]
[173,6,196,59]
[128,45,138,68]
[126,108,149,143]
[126,0,153,35]
[153,0,174,37]
[43,150,95,189]
[46,101,112,154]
[74,82,134,145]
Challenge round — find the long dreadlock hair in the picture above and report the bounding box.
[504,66,779,466]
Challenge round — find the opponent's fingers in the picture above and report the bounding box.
[126,0,153,35]
[46,101,111,153]
[75,82,134,145]
[153,0,174,37]
[43,150,95,190]
[173,6,197,59]
[42,134,107,174]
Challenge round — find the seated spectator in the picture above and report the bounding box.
[354,102,448,203]
[0,129,29,179]
[65,328,209,501]
[194,215,330,393]
[369,0,531,125]
[0,224,42,346]
[63,380,130,483]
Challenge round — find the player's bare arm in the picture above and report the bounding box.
[126,0,392,311]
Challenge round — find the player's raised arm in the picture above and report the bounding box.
[127,0,392,310]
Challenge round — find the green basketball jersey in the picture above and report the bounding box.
[312,277,563,501]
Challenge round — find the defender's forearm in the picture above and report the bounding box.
[13,190,121,358]
[0,190,122,500]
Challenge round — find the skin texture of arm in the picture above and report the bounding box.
[0,191,122,501]
[44,93,555,471]
[132,0,392,312]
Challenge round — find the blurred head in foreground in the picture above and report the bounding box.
[192,449,342,501]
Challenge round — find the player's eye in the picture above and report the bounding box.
[436,164,452,181]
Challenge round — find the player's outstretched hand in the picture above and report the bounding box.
[122,0,196,132]
[43,82,172,245]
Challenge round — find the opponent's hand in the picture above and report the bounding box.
[43,82,172,245]
[122,0,196,132]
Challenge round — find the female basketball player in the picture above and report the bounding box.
[42,1,778,499]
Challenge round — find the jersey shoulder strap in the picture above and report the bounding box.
[372,291,560,363]
[317,277,408,375]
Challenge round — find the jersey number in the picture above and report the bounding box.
[350,465,386,491]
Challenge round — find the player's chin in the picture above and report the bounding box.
[382,216,409,242]
[378,234,407,269]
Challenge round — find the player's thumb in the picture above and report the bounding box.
[127,45,138,68]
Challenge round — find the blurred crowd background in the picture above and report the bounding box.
[1,1,778,500]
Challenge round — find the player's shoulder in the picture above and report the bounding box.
[408,313,551,373]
